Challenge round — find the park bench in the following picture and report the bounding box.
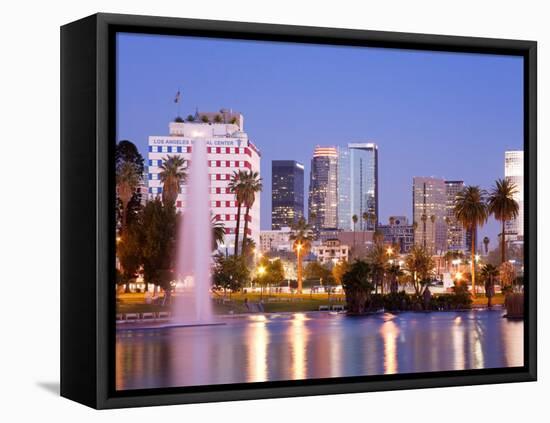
[142,312,155,321]
[157,311,171,320]
[125,312,139,322]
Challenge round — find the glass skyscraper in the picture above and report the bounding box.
[338,143,378,231]
[308,147,338,233]
[271,160,304,230]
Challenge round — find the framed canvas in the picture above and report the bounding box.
[60,13,537,409]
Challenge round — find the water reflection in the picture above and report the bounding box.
[116,310,524,391]
[380,320,399,374]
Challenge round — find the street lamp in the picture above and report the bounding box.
[257,265,266,299]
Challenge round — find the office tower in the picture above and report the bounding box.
[445,180,466,252]
[504,150,524,241]
[337,143,378,230]
[308,147,338,233]
[412,177,447,252]
[271,160,304,229]
[147,109,261,253]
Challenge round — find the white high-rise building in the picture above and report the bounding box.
[147,109,261,253]
[504,150,524,240]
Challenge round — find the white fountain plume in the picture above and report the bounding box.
[173,132,214,324]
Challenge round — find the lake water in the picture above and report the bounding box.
[115,310,523,390]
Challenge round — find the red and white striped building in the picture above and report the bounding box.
[147,110,261,253]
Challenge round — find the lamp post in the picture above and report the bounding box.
[257,265,266,300]
[296,242,303,294]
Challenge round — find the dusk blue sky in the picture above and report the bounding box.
[116,33,524,246]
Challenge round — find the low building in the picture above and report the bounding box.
[378,216,414,254]
[312,239,349,265]
[259,227,292,253]
[319,229,373,258]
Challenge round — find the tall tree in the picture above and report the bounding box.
[141,198,178,291]
[386,264,404,294]
[430,215,436,252]
[421,214,428,248]
[480,263,499,308]
[211,216,225,251]
[115,140,144,232]
[228,170,247,256]
[240,171,263,255]
[289,217,314,293]
[342,260,374,314]
[367,244,387,294]
[362,212,369,245]
[158,155,186,207]
[454,186,488,296]
[368,212,377,231]
[405,244,435,296]
[487,179,519,264]
[352,214,358,254]
[483,236,490,255]
[116,161,140,234]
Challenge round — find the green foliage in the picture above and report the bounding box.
[159,155,186,207]
[480,263,499,299]
[405,244,435,295]
[213,254,250,294]
[201,115,209,123]
[342,259,374,313]
[214,114,223,123]
[186,114,195,122]
[304,261,335,286]
[255,256,285,288]
[141,199,177,290]
[450,281,473,308]
[115,140,144,231]
[174,116,184,123]
[117,219,143,282]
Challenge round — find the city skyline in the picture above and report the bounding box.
[116,32,524,243]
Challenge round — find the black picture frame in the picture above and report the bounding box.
[61,12,537,409]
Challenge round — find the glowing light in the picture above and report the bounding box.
[386,247,393,255]
[455,271,462,281]
[257,266,266,276]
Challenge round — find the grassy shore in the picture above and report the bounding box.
[117,291,505,315]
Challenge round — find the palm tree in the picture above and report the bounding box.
[367,244,386,294]
[405,244,435,296]
[362,212,369,245]
[289,217,314,293]
[430,215,436,252]
[480,263,499,308]
[211,216,225,251]
[487,179,519,264]
[454,186,488,296]
[368,212,377,231]
[158,155,186,207]
[483,236,490,255]
[386,264,404,294]
[421,214,428,248]
[444,216,451,251]
[228,170,247,256]
[389,216,396,226]
[116,161,140,234]
[352,214,358,253]
[240,171,263,255]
